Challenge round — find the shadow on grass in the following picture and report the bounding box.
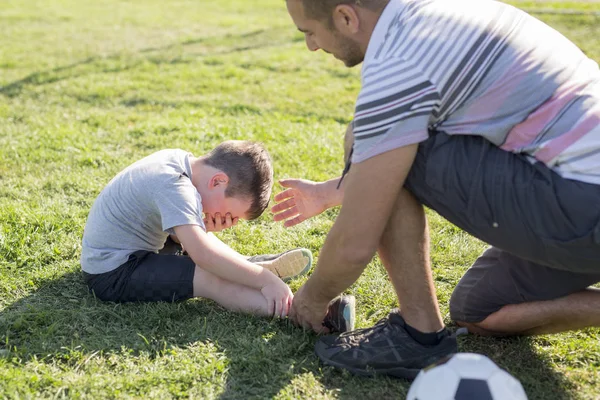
[456,334,576,400]
[313,331,578,400]
[0,271,324,398]
[0,271,577,399]
[0,28,295,98]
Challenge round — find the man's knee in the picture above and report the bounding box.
[449,282,496,324]
[449,259,507,324]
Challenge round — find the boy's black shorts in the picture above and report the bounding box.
[83,250,195,303]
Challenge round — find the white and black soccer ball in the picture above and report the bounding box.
[406,352,528,400]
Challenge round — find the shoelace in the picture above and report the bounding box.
[335,318,469,344]
[336,316,390,342]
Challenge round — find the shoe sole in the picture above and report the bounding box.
[315,343,420,379]
[316,343,457,380]
[341,295,356,332]
[254,248,313,281]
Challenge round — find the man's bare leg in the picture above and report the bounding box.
[378,189,445,333]
[343,123,443,333]
[457,288,600,336]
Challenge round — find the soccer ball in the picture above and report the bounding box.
[406,353,528,400]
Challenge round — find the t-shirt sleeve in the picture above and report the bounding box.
[351,57,440,163]
[153,173,206,235]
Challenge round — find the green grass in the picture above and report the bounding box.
[0,0,599,398]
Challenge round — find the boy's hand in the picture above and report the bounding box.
[203,213,238,232]
[260,278,294,318]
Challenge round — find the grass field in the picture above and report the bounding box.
[1,1,599,398]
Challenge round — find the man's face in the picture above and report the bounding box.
[286,0,364,67]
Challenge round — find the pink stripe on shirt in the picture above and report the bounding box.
[501,82,586,151]
[534,105,600,163]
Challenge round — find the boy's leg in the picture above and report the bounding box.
[450,247,600,335]
[192,266,272,316]
[87,249,354,323]
[84,251,195,302]
[86,249,274,315]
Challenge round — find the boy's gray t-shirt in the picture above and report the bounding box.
[81,149,206,274]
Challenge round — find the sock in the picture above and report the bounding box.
[405,323,447,346]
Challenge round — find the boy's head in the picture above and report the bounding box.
[201,140,273,221]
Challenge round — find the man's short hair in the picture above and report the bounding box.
[300,0,388,21]
[203,140,273,220]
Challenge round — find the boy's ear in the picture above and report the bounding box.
[209,172,229,189]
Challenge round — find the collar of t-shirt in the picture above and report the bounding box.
[364,0,406,66]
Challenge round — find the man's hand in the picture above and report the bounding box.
[289,284,332,333]
[260,278,294,318]
[272,178,341,228]
[203,212,238,232]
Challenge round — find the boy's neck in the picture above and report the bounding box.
[189,156,210,197]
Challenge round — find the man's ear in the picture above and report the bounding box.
[209,172,229,189]
[332,4,360,35]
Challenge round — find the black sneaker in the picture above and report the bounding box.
[323,295,356,333]
[314,310,459,379]
[247,248,313,282]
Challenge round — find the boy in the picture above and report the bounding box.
[81,140,354,328]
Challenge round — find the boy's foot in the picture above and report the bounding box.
[323,295,356,333]
[248,248,313,282]
[314,310,459,379]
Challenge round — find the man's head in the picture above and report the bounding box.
[200,140,273,221]
[286,0,388,67]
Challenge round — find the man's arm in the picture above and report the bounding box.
[271,177,346,227]
[291,144,419,331]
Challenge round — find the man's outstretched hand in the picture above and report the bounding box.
[271,179,330,228]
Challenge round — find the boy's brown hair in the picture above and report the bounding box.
[203,140,273,220]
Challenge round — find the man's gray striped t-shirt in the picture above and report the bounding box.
[353,0,600,185]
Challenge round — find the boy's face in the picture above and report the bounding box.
[202,193,251,223]
[199,170,252,226]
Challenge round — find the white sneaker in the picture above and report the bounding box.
[248,248,313,281]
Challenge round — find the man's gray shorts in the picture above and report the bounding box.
[404,132,600,323]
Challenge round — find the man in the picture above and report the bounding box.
[273,0,600,379]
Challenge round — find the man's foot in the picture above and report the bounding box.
[314,310,459,379]
[323,295,356,333]
[248,248,313,282]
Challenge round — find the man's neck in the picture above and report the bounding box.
[356,2,389,55]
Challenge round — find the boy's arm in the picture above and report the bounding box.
[174,224,278,289]
[173,224,293,316]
